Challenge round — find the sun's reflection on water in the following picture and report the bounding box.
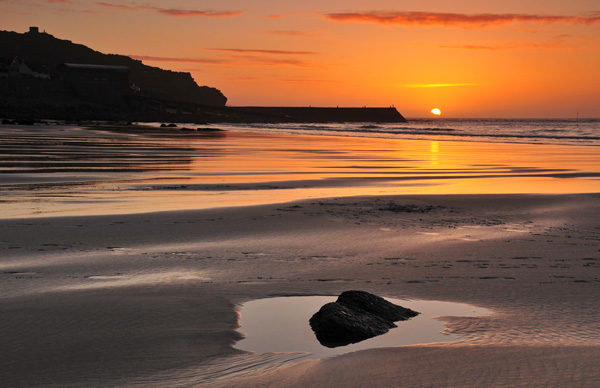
[1,126,599,218]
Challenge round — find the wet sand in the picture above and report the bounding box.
[1,124,599,219]
[1,125,599,387]
[1,194,600,387]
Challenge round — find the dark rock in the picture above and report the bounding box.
[180,127,195,131]
[15,118,35,125]
[309,302,396,346]
[337,290,419,322]
[309,290,419,347]
[379,203,437,213]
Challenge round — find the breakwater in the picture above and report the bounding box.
[230,107,407,123]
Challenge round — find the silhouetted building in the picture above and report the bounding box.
[56,63,130,105]
[3,57,35,78]
[29,26,39,34]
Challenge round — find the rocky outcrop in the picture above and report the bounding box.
[309,290,419,347]
[0,29,227,109]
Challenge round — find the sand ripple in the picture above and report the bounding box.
[125,352,311,387]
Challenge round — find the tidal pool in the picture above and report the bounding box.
[235,296,492,359]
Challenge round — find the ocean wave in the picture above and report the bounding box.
[222,119,600,146]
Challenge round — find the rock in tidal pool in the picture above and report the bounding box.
[309,290,419,347]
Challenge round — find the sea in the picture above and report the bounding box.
[1,117,599,218]
[219,118,600,146]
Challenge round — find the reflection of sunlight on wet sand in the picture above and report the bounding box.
[180,134,600,199]
[2,127,599,218]
[65,271,210,290]
[429,141,439,166]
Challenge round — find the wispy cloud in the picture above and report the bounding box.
[226,75,336,84]
[96,2,139,11]
[230,55,315,67]
[435,42,565,50]
[400,83,478,88]
[96,2,242,17]
[195,47,320,67]
[204,48,316,55]
[324,11,600,29]
[155,9,242,17]
[432,35,582,50]
[131,54,315,68]
[129,55,227,64]
[278,77,338,84]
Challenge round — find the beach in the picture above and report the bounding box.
[1,125,599,387]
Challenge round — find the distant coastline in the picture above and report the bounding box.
[0,104,407,124]
[0,28,407,124]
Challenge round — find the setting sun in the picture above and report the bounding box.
[431,108,442,116]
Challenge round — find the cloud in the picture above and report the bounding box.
[204,48,317,55]
[435,42,563,50]
[96,2,242,17]
[400,83,478,88]
[432,35,580,50]
[196,48,320,67]
[324,11,600,29]
[231,55,315,67]
[156,9,242,17]
[131,54,315,68]
[227,75,336,84]
[132,42,321,69]
[96,2,139,11]
[278,77,337,84]
[129,55,227,64]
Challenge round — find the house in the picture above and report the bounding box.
[0,56,50,79]
[8,57,35,78]
[56,63,130,105]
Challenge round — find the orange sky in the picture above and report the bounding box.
[2,0,600,118]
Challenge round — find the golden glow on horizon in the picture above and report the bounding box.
[431,108,442,115]
[401,84,478,88]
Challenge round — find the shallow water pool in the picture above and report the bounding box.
[235,296,492,359]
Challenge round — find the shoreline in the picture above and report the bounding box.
[1,193,599,386]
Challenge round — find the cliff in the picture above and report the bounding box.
[0,29,227,108]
